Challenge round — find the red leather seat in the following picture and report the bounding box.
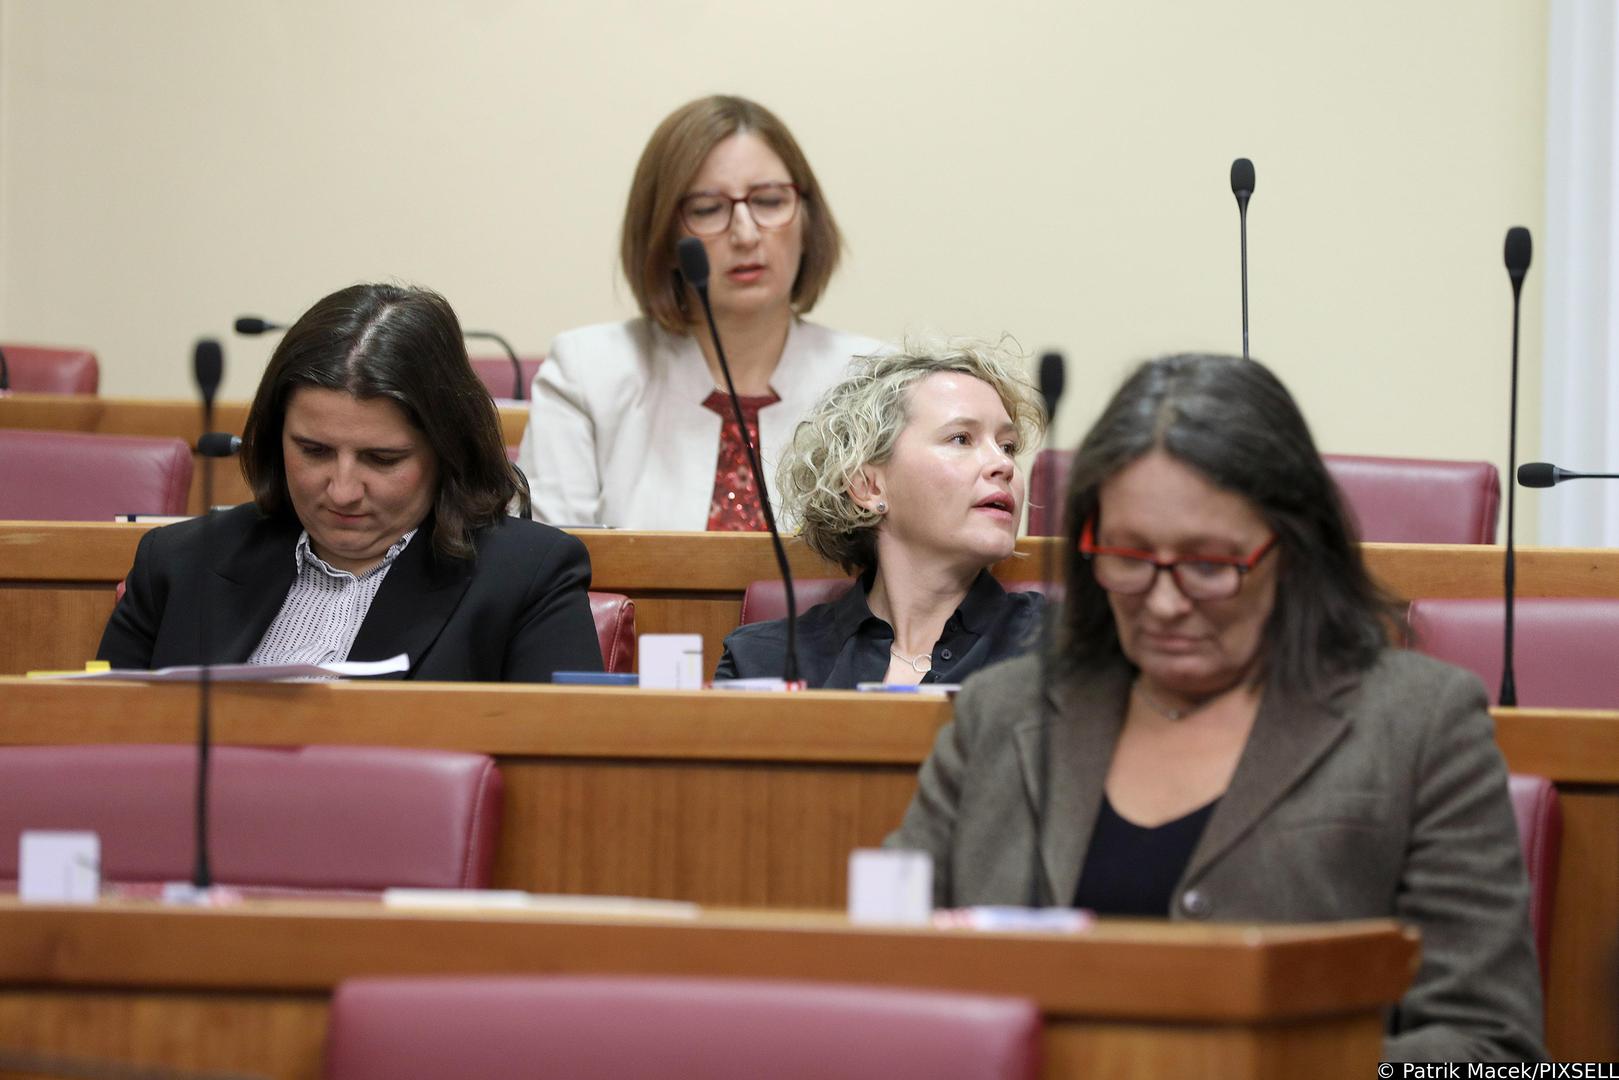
[1325,454,1499,544]
[469,357,543,401]
[1407,597,1619,708]
[325,975,1041,1080]
[588,591,635,673]
[0,429,192,519]
[1,344,99,394]
[739,577,856,624]
[1025,449,1500,543]
[0,745,502,895]
[1507,773,1561,986]
[739,579,1060,625]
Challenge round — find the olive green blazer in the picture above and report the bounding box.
[887,649,1544,1063]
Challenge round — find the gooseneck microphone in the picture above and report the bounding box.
[233,317,284,336]
[191,339,224,890]
[1027,351,1066,908]
[677,236,800,684]
[196,432,241,457]
[463,330,526,400]
[1500,226,1532,708]
[1519,461,1619,488]
[1230,158,1256,361]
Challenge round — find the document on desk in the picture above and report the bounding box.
[29,654,410,682]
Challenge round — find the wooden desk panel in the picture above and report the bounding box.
[0,900,1415,1080]
[4,522,1617,675]
[0,679,1612,1059]
[0,394,527,516]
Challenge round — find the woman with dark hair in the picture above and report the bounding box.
[517,94,880,529]
[99,283,604,682]
[888,354,1544,1062]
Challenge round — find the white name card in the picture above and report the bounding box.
[848,848,933,926]
[19,831,100,903]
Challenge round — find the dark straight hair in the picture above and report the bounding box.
[1058,353,1397,697]
[240,283,519,560]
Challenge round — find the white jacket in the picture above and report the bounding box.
[519,318,880,530]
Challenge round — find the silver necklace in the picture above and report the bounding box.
[1135,682,1206,722]
[890,647,932,674]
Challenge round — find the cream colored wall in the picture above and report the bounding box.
[0,1,1546,535]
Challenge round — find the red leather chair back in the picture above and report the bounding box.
[739,578,1061,625]
[740,577,856,624]
[0,745,502,894]
[1025,449,1500,543]
[325,976,1041,1080]
[0,430,192,520]
[1507,773,1561,986]
[588,591,636,673]
[1,344,99,394]
[469,357,544,401]
[1324,454,1499,544]
[1407,597,1619,709]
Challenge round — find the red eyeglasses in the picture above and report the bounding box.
[1079,519,1277,600]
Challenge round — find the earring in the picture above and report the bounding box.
[875,501,888,514]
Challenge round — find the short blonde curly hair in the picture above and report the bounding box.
[780,341,1048,573]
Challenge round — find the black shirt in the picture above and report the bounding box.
[713,570,1045,688]
[1072,794,1219,916]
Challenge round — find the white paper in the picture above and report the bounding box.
[848,848,933,926]
[20,831,100,903]
[637,634,705,690]
[35,654,410,682]
[383,888,700,919]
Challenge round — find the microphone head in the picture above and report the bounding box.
[1037,351,1066,420]
[1230,157,1255,201]
[1516,461,1562,488]
[193,340,224,406]
[233,316,282,335]
[196,432,242,458]
[676,236,710,290]
[1504,226,1532,283]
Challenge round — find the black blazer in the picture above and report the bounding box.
[98,504,604,682]
[714,570,1044,688]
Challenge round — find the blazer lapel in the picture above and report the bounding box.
[1013,661,1132,906]
[347,531,474,674]
[1182,673,1358,885]
[208,514,300,664]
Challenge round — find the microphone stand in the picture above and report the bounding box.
[189,341,224,893]
[1500,227,1532,707]
[1026,352,1065,908]
[677,237,800,684]
[1230,158,1255,361]
[464,330,525,400]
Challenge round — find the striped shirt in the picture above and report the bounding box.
[247,530,416,667]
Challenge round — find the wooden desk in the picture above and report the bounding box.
[0,899,1415,1080]
[0,678,1612,1060]
[3,521,1617,675]
[0,394,528,515]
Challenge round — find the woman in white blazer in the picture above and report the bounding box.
[519,95,879,530]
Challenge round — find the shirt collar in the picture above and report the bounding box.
[294,528,417,582]
[829,567,1012,641]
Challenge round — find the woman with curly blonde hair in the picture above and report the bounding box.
[715,342,1049,687]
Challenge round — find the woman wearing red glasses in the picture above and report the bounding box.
[517,95,879,529]
[889,353,1543,1063]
